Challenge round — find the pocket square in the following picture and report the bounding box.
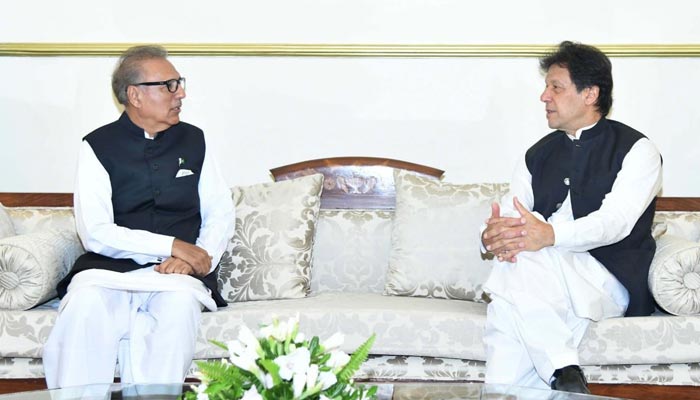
[175,169,194,178]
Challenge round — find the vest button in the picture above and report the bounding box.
[153,163,159,171]
[154,189,161,197]
[563,177,570,186]
[556,202,563,210]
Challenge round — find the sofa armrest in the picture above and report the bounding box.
[649,234,700,315]
[0,229,84,310]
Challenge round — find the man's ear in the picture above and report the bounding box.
[126,86,141,108]
[584,85,600,106]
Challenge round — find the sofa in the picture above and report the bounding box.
[2,157,700,398]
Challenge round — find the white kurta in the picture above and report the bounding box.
[43,128,235,389]
[482,128,662,389]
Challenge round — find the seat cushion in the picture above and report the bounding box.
[196,292,488,361]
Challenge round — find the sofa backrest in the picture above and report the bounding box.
[271,157,445,294]
[2,157,700,299]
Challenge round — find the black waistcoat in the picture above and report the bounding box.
[57,112,226,307]
[525,118,657,316]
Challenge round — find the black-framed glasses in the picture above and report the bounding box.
[133,77,186,93]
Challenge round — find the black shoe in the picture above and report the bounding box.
[550,365,591,394]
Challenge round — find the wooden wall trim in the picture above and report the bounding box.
[0,193,73,207]
[1,192,699,211]
[656,197,700,212]
[2,43,700,58]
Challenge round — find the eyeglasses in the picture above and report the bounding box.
[133,77,186,93]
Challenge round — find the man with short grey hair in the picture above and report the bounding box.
[43,45,234,388]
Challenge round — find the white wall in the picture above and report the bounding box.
[2,1,700,195]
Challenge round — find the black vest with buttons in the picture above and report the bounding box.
[525,118,657,316]
[57,112,226,307]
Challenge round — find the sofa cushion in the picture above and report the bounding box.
[195,292,488,361]
[654,212,700,243]
[0,203,15,239]
[5,293,700,369]
[4,207,76,236]
[311,209,393,294]
[0,229,83,311]
[648,235,700,315]
[385,170,507,301]
[218,174,323,302]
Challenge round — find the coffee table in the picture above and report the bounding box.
[0,382,627,399]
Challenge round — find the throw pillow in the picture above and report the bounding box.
[648,234,700,315]
[311,209,393,294]
[384,170,507,301]
[0,203,15,239]
[0,229,84,310]
[218,174,324,302]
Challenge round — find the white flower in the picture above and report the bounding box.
[318,371,337,389]
[227,340,246,359]
[241,386,263,400]
[274,347,311,380]
[238,325,263,356]
[229,351,258,373]
[322,332,344,350]
[306,364,319,390]
[260,321,285,341]
[261,314,300,341]
[327,350,351,370]
[191,382,209,400]
[195,317,376,400]
[292,371,306,398]
[263,373,274,389]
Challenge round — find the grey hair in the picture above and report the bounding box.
[112,45,168,105]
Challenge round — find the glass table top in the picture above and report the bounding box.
[0,382,627,400]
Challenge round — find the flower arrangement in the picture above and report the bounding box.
[185,316,377,400]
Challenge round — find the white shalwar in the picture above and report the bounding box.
[482,131,662,389]
[43,132,234,389]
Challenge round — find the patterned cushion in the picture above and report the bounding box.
[654,212,700,242]
[194,292,488,361]
[0,203,15,239]
[648,235,700,315]
[311,210,393,294]
[385,170,507,301]
[4,207,76,236]
[218,174,323,302]
[0,230,84,310]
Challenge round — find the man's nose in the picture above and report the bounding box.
[175,85,186,99]
[540,88,551,103]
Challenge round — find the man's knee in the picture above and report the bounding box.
[61,286,116,316]
[149,291,202,327]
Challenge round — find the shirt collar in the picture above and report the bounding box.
[567,119,600,141]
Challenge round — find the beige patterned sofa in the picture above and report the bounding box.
[2,157,700,398]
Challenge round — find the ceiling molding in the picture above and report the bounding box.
[2,43,700,57]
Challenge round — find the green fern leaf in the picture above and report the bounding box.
[336,334,375,382]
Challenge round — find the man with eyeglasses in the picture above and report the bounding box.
[43,45,234,388]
